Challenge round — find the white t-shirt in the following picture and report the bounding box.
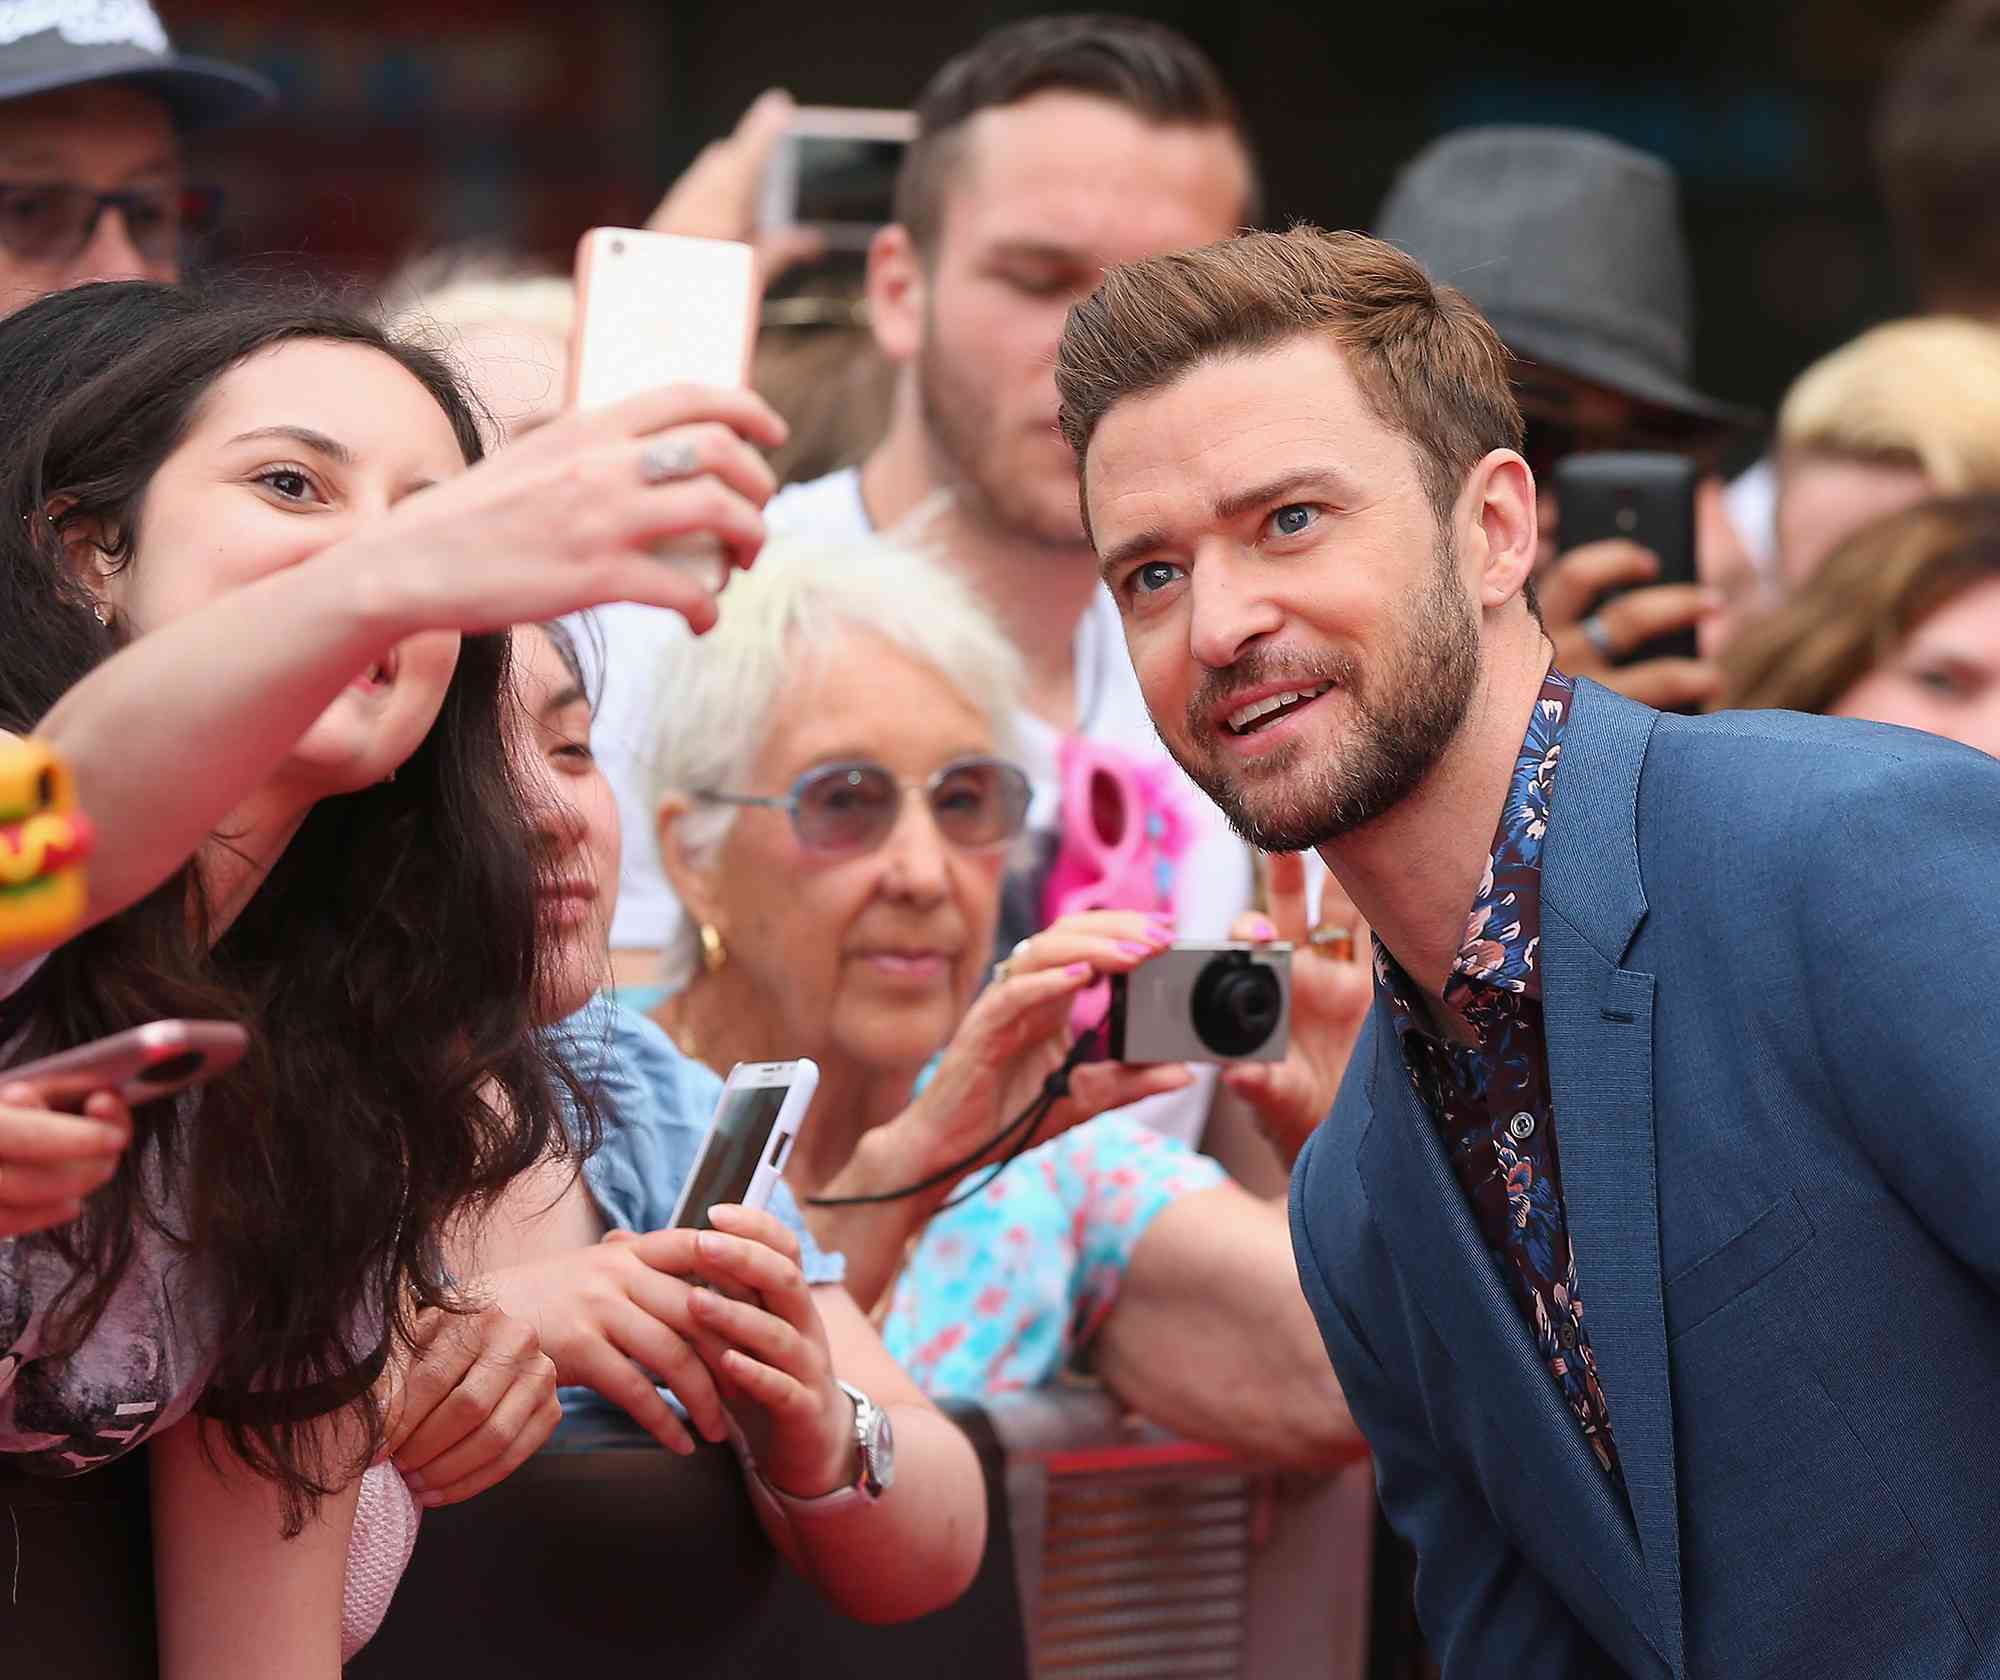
[587,467,1257,1144]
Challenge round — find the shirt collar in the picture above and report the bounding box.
[1377,666,1575,1045]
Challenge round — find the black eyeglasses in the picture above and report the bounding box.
[0,182,225,267]
[697,756,1033,855]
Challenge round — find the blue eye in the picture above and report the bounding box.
[1268,504,1317,539]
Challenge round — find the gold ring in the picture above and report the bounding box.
[1308,923,1356,961]
[993,936,1033,982]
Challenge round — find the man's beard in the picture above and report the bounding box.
[1165,534,1482,852]
[915,311,1082,549]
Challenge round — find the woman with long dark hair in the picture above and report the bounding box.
[0,276,784,1672]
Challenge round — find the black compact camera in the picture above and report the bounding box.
[1107,941,1292,1064]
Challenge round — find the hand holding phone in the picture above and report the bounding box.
[2,1018,249,1110]
[1547,451,1701,665]
[570,228,761,599]
[0,1080,129,1237]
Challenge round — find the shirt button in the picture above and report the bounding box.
[1508,1111,1536,1141]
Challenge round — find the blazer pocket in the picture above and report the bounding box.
[1665,1192,1815,1341]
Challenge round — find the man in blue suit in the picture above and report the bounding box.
[1055,223,2000,1678]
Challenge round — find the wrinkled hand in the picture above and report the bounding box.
[375,1304,560,1507]
[1221,855,1373,1169]
[0,1080,130,1238]
[899,911,1195,1192]
[676,1204,854,1498]
[348,382,787,640]
[483,1231,731,1454]
[1540,539,1722,711]
[646,89,826,292]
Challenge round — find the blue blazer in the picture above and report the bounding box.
[1291,679,2000,1680]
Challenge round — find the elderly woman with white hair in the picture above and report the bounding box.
[623,535,1360,1467]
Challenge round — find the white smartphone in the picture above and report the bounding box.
[3,1019,250,1109]
[757,106,915,252]
[668,1058,818,1232]
[569,227,758,595]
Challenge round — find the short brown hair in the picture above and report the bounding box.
[1056,225,1524,534]
[1722,494,2000,715]
[1875,1,2000,310]
[894,14,1259,253]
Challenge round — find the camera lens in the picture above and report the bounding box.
[1188,953,1283,1057]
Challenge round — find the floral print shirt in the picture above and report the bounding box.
[1375,668,1623,1483]
[878,1113,1225,1399]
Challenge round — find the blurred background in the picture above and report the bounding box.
[173,0,1937,425]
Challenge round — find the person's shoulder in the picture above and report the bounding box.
[766,466,868,540]
[1647,706,2000,823]
[600,1001,720,1108]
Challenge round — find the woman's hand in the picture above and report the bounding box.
[900,910,1195,1181]
[0,1079,130,1238]
[482,1231,732,1455]
[1220,854,1375,1169]
[374,1304,561,1507]
[677,1204,856,1499]
[341,382,789,641]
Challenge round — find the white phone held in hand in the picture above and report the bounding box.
[668,1058,819,1232]
[569,227,758,596]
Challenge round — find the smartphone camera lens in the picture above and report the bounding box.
[610,238,626,256]
[1188,952,1284,1058]
[137,1051,203,1086]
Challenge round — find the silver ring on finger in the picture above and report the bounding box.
[993,936,1033,983]
[1579,612,1618,662]
[639,436,702,486]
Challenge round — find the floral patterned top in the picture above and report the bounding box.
[877,1113,1225,1399]
[1375,668,1623,1483]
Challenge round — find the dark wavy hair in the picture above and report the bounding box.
[0,278,588,1531]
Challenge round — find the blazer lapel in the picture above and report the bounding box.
[1540,678,1684,1679]
[1353,1004,1664,1665]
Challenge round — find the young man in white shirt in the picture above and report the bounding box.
[594,17,1264,1141]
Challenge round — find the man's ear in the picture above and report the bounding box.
[866,223,926,366]
[655,792,718,929]
[1463,450,1538,612]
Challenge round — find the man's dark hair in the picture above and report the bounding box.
[893,13,1260,252]
[1875,0,2000,311]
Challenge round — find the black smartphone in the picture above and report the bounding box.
[1550,451,1699,664]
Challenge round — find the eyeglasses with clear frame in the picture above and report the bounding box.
[695,755,1033,855]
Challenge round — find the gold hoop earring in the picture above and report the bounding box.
[699,922,727,975]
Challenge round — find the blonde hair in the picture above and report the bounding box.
[1722,493,2000,714]
[1056,224,1522,532]
[1776,316,2000,491]
[377,249,575,346]
[640,535,1023,995]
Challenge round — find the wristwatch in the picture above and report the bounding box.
[758,1380,896,1514]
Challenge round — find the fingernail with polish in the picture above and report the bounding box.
[419,1492,442,1509]
[1249,916,1278,941]
[1116,941,1152,959]
[402,1470,426,1494]
[1065,961,1093,979]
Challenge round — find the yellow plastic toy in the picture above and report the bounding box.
[0,737,93,955]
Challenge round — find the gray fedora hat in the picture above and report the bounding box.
[1376,125,1752,429]
[0,1,274,131]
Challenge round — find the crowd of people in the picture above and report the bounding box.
[3,0,2000,1674]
